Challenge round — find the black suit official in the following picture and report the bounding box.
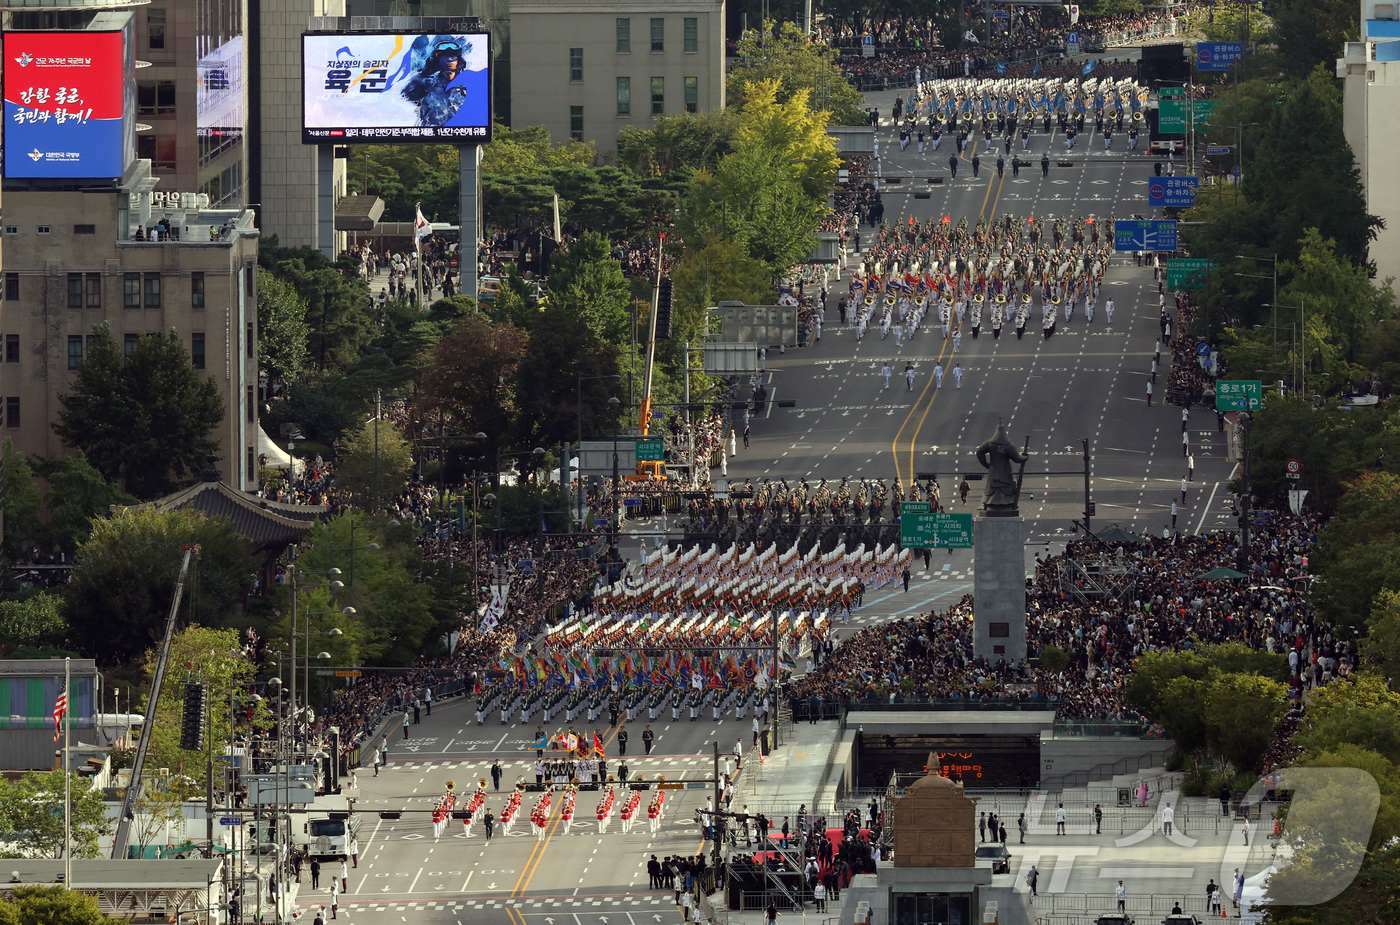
[617,726,628,755]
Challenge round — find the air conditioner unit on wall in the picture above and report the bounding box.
[1375,4,1396,21]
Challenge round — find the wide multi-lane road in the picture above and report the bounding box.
[728,88,1236,556]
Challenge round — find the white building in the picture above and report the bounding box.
[1338,0,1400,289]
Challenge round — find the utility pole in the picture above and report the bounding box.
[639,245,664,435]
[712,741,724,869]
[373,390,382,514]
[1082,438,1093,537]
[1237,413,1252,573]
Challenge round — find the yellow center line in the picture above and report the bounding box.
[512,720,626,897]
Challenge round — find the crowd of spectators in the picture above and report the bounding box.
[787,510,1339,723]
[1163,293,1217,408]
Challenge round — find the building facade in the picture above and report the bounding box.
[510,0,726,161]
[1338,0,1400,292]
[0,160,262,491]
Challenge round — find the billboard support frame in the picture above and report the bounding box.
[459,143,481,312]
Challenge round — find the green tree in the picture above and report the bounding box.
[1271,0,1361,80]
[1245,68,1380,272]
[256,267,311,386]
[31,451,136,556]
[547,232,634,345]
[280,515,465,668]
[417,316,529,459]
[66,507,255,666]
[137,626,270,793]
[0,438,42,559]
[1293,673,1400,764]
[0,885,106,925]
[513,305,622,452]
[1361,589,1400,683]
[480,124,598,176]
[669,238,776,348]
[1312,472,1400,632]
[344,144,463,221]
[0,593,66,654]
[259,240,375,372]
[1362,317,1400,395]
[618,110,739,177]
[53,325,225,500]
[1160,674,1212,756]
[1204,672,1288,773]
[0,771,110,858]
[729,20,866,125]
[334,417,414,510]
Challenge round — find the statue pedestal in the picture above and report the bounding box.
[973,513,1027,662]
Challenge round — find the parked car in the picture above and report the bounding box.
[1163,914,1202,925]
[974,844,1012,875]
[1095,914,1135,925]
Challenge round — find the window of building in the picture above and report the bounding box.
[86,273,101,308]
[684,18,698,53]
[124,333,139,357]
[124,273,141,308]
[617,18,631,53]
[73,224,95,235]
[137,134,178,171]
[192,272,206,308]
[685,77,699,113]
[3,274,16,301]
[651,77,665,115]
[616,77,631,116]
[147,8,165,49]
[651,18,664,52]
[3,227,15,236]
[191,333,205,370]
[36,226,50,235]
[570,106,584,142]
[246,322,255,358]
[5,335,18,363]
[144,273,161,308]
[247,447,256,480]
[137,80,177,117]
[67,274,83,309]
[247,386,255,421]
[4,398,18,429]
[68,336,83,369]
[569,48,583,82]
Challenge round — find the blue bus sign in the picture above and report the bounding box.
[1196,42,1243,72]
[1148,176,1198,208]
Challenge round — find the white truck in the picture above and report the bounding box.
[291,794,359,859]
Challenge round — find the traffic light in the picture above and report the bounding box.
[1086,502,1097,516]
[180,681,208,750]
[656,278,674,339]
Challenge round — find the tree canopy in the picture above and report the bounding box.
[53,324,225,500]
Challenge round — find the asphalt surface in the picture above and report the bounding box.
[328,76,1253,925]
[725,86,1238,561]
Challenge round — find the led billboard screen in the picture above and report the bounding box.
[302,32,491,144]
[3,28,136,179]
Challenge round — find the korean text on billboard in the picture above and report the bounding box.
[3,30,134,179]
[302,32,492,144]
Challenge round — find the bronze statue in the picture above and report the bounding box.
[975,422,1030,515]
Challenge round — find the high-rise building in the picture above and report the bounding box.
[510,0,726,161]
[1,8,260,491]
[1339,0,1400,291]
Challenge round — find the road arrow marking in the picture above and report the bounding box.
[546,919,556,924]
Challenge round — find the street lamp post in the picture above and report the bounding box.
[608,397,622,554]
[578,374,623,524]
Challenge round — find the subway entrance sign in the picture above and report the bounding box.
[1215,380,1262,412]
[635,437,664,461]
[900,511,973,549]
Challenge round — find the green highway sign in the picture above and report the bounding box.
[1215,379,1262,412]
[901,501,931,513]
[1159,87,1186,98]
[635,437,664,462]
[900,511,973,549]
[1157,99,1220,134]
[1166,258,1217,290]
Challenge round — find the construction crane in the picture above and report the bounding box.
[110,545,199,859]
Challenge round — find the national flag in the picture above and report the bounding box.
[414,205,431,239]
[53,689,68,744]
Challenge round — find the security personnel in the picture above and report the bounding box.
[1041,153,1050,177]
